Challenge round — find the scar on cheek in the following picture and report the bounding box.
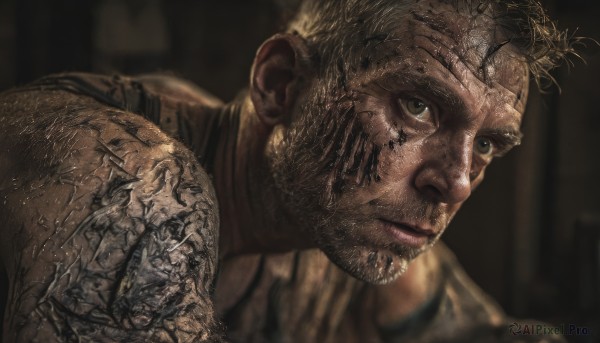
[319,105,408,197]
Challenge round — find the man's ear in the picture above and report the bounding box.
[250,33,311,126]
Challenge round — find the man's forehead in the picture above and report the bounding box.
[351,0,529,113]
[403,1,514,69]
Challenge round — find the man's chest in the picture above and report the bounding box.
[213,250,367,342]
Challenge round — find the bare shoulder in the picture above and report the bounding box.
[134,73,224,108]
[0,87,222,342]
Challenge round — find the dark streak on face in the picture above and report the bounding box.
[337,58,349,92]
[388,128,407,151]
[317,99,394,199]
[364,144,381,183]
[300,79,412,206]
[410,10,459,43]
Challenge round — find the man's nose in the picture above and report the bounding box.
[414,135,472,204]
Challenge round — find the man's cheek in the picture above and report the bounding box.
[356,101,406,146]
[307,94,409,204]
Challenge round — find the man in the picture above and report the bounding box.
[0,0,574,342]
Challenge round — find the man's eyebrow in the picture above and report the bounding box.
[376,72,523,132]
[377,72,468,113]
[479,127,523,145]
[478,127,523,156]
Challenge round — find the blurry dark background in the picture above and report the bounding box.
[0,0,598,341]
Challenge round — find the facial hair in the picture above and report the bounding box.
[267,82,446,284]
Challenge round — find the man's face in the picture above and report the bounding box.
[268,0,528,284]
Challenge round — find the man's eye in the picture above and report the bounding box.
[399,97,432,121]
[475,137,493,156]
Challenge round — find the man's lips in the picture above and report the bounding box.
[378,218,435,248]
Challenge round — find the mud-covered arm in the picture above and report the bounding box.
[0,89,223,342]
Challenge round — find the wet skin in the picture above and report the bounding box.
[0,83,223,342]
[263,0,528,284]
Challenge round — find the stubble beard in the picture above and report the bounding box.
[267,86,437,284]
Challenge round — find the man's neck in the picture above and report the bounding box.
[203,96,313,258]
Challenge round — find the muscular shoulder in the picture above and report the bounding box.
[6,72,224,150]
[17,71,224,109]
[134,73,224,108]
[0,87,222,341]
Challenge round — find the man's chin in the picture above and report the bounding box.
[320,245,416,285]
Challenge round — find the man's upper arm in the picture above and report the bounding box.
[0,89,222,342]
